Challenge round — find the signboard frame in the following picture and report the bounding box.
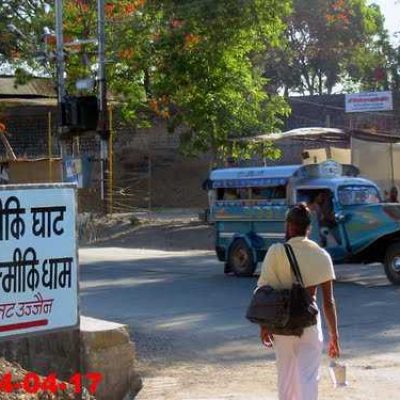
[0,183,80,340]
[345,91,393,113]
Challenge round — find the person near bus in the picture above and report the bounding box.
[257,203,340,400]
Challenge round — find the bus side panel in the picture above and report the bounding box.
[215,220,253,261]
[252,206,287,262]
[214,205,287,263]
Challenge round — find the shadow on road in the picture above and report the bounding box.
[88,222,215,252]
[80,248,400,370]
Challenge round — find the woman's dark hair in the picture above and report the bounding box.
[286,203,311,236]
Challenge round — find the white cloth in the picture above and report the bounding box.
[273,316,323,400]
[258,236,334,399]
[257,237,335,290]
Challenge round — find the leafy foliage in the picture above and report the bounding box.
[1,0,292,160]
[346,5,400,92]
[262,0,391,95]
[0,1,51,76]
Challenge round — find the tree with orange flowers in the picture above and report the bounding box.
[2,0,293,159]
[60,0,292,158]
[262,0,389,95]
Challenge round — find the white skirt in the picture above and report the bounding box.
[273,317,323,400]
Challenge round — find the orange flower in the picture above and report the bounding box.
[149,99,160,113]
[337,13,349,24]
[325,14,334,23]
[125,3,137,15]
[160,110,170,119]
[184,33,201,49]
[80,3,89,12]
[105,2,115,17]
[135,0,145,7]
[46,35,57,46]
[10,49,21,60]
[118,48,135,60]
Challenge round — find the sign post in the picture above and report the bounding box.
[0,184,78,339]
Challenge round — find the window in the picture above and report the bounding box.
[338,185,381,206]
[216,188,250,201]
[215,185,286,204]
[250,185,287,201]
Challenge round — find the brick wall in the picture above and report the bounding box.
[1,101,58,159]
[2,93,399,210]
[286,93,400,132]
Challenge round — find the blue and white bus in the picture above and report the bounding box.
[205,160,400,284]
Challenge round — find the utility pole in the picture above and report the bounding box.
[55,0,66,135]
[97,0,109,211]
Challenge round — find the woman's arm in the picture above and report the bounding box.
[321,280,340,358]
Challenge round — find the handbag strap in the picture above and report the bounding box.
[284,243,305,287]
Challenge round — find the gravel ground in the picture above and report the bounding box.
[0,358,94,400]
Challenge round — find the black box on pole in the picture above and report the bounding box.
[61,95,99,133]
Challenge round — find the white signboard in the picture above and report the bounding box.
[0,185,78,338]
[319,160,343,177]
[345,91,393,113]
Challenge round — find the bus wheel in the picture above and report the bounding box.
[384,242,400,285]
[224,262,232,274]
[228,239,256,277]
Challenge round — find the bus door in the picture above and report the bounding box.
[296,188,347,259]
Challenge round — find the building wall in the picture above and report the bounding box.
[2,92,399,210]
[1,101,57,159]
[286,93,400,132]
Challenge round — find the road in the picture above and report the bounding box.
[79,236,400,399]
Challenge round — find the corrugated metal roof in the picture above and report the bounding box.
[235,127,348,143]
[0,98,57,107]
[210,165,302,181]
[0,76,56,98]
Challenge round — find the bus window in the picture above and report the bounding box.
[216,188,248,201]
[250,185,287,201]
[223,189,239,200]
[217,188,225,200]
[238,188,250,200]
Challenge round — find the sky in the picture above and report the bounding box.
[371,0,400,43]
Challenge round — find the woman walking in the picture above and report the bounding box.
[257,203,340,400]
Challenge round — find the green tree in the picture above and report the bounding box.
[1,0,292,160]
[346,4,400,92]
[263,0,387,95]
[0,1,51,78]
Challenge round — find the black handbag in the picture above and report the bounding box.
[246,243,318,336]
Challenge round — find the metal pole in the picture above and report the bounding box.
[108,107,113,216]
[55,0,66,179]
[97,0,109,211]
[390,142,395,187]
[55,0,66,107]
[48,112,53,181]
[148,151,152,220]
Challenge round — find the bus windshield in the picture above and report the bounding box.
[338,185,381,205]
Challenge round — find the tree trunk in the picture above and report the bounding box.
[143,69,151,99]
[318,70,323,95]
[284,86,289,98]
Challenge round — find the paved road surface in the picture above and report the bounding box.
[79,247,400,399]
